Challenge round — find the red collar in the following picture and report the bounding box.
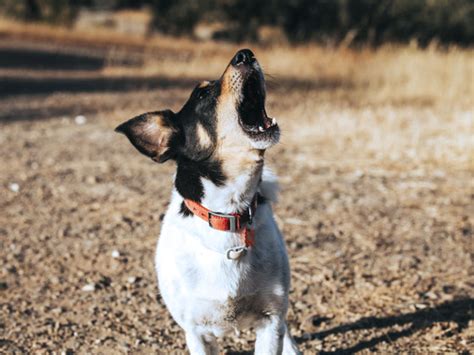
[183,195,258,247]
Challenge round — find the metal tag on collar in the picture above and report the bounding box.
[248,204,254,225]
[208,211,238,232]
[226,246,247,260]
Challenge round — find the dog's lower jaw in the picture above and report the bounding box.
[249,133,280,150]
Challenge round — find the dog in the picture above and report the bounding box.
[116,49,300,354]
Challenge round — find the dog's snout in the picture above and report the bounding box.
[232,49,255,66]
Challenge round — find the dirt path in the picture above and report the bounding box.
[0,40,472,354]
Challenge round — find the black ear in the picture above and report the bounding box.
[115,110,180,163]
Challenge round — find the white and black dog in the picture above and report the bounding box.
[116,49,300,354]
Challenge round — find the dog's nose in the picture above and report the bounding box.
[232,49,255,66]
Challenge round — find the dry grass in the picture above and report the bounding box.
[0,19,472,354]
[101,35,474,172]
[0,16,218,53]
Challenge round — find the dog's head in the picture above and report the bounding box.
[115,49,279,165]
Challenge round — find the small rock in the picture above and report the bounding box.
[127,276,137,284]
[423,291,438,300]
[284,218,309,226]
[111,250,120,259]
[52,307,64,315]
[85,176,97,184]
[314,340,323,351]
[8,183,20,193]
[294,301,305,310]
[74,115,87,125]
[82,283,95,292]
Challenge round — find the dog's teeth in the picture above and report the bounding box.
[258,126,265,132]
[271,118,277,126]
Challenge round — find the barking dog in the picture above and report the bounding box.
[116,49,299,354]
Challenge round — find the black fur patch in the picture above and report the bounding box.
[172,80,228,217]
[175,156,227,212]
[179,201,193,217]
[177,81,220,161]
[118,72,228,217]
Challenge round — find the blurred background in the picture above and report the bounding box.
[0,1,473,354]
[1,0,473,45]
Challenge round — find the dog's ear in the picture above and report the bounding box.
[115,110,181,163]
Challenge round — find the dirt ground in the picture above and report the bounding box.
[0,32,473,354]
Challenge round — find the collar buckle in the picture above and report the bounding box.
[208,211,238,233]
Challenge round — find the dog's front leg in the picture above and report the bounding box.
[185,330,219,355]
[254,315,285,355]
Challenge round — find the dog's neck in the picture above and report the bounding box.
[175,148,264,214]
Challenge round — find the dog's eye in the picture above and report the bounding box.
[198,88,208,100]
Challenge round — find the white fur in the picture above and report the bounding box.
[155,168,300,354]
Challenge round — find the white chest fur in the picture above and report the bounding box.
[154,172,290,337]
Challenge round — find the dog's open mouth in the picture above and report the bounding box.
[237,72,278,138]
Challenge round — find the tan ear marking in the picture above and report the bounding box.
[115,111,178,163]
[199,80,210,88]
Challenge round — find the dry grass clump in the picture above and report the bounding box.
[0,15,226,60]
[268,45,473,171]
[256,46,472,172]
[355,45,473,106]
[108,42,473,107]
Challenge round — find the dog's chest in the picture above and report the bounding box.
[156,190,286,334]
[157,231,282,334]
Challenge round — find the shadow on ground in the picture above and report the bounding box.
[0,43,354,123]
[0,74,351,97]
[0,47,106,71]
[0,101,108,122]
[0,72,352,122]
[296,298,473,354]
[0,74,203,98]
